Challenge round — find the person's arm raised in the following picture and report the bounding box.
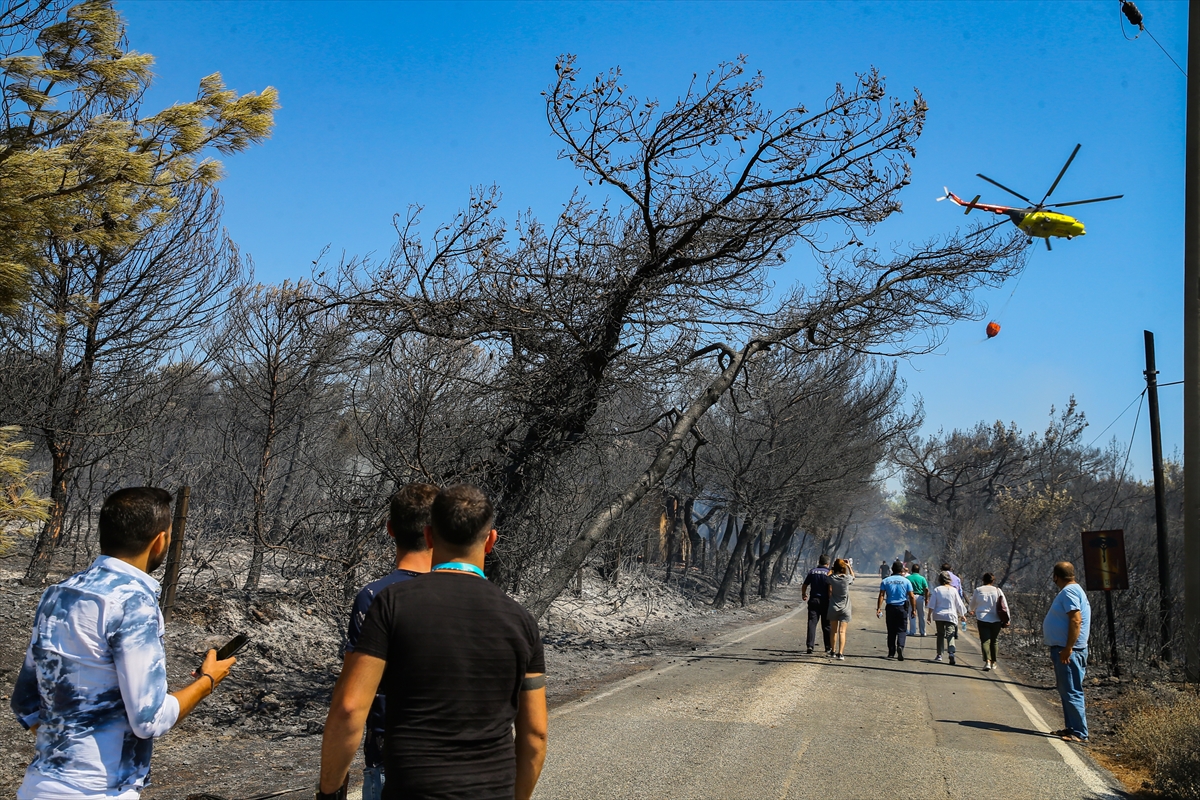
[515,673,548,800]
[319,651,385,794]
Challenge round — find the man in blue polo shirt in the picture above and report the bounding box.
[876,561,918,661]
[1043,561,1091,743]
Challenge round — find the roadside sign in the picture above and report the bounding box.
[1080,530,1129,591]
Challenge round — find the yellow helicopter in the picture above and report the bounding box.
[938,144,1123,250]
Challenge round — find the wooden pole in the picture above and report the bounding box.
[160,486,190,623]
[1184,0,1200,683]
[1104,589,1121,678]
[1144,331,1174,661]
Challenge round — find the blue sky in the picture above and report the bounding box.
[120,0,1188,478]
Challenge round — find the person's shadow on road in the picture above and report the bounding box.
[937,719,1059,739]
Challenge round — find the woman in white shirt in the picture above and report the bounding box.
[926,571,967,665]
[970,572,1008,671]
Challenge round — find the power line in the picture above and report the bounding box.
[1120,1,1188,78]
[1100,391,1145,529]
[1087,389,1147,449]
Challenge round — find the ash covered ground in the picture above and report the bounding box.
[0,557,797,799]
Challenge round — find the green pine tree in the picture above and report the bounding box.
[0,0,279,313]
[0,426,51,555]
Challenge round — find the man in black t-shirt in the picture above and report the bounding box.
[318,484,547,800]
[801,554,833,655]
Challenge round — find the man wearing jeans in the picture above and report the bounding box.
[876,561,917,661]
[1042,561,1091,743]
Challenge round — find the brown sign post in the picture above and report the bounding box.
[1081,530,1127,677]
[1081,530,1129,590]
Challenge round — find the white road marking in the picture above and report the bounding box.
[548,604,806,720]
[994,664,1122,799]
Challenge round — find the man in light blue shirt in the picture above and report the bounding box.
[11,487,237,799]
[876,561,918,661]
[1042,560,1091,743]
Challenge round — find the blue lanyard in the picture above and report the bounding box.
[432,562,486,579]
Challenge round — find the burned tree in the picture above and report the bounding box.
[326,55,1026,613]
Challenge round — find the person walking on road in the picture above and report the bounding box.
[970,572,1009,671]
[940,562,964,598]
[928,571,967,665]
[801,555,833,655]
[1043,561,1091,744]
[826,559,855,660]
[879,561,889,580]
[906,563,929,637]
[876,561,916,661]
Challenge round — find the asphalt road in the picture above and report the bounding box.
[535,583,1126,800]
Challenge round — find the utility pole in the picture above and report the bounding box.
[1186,0,1200,682]
[1144,331,1173,661]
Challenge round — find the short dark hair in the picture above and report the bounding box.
[818,554,829,566]
[98,487,173,557]
[940,562,952,572]
[389,483,438,553]
[1053,561,1075,581]
[430,484,494,548]
[981,572,995,585]
[911,563,921,573]
[891,560,904,574]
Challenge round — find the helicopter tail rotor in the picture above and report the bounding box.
[937,187,951,201]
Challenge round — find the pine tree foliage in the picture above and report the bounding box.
[0,0,279,313]
[0,425,50,554]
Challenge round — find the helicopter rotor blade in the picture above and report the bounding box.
[1038,143,1081,206]
[975,173,1035,205]
[963,218,1012,240]
[1048,194,1124,208]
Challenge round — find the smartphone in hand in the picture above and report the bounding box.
[216,633,250,661]
[196,633,250,677]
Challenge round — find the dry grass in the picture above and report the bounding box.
[1114,689,1200,799]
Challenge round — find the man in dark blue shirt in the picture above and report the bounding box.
[344,483,439,800]
[800,555,833,655]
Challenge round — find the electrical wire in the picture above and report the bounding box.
[1120,1,1187,78]
[1145,26,1187,78]
[1099,391,1144,529]
[1086,389,1146,449]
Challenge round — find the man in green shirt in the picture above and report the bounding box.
[907,563,929,637]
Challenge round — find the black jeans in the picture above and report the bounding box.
[885,604,909,656]
[806,602,831,651]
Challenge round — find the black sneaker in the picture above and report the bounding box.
[897,649,905,662]
[949,655,956,665]
[806,647,814,654]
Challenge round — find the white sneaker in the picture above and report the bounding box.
[983,662,991,671]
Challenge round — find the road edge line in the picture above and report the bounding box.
[995,668,1122,799]
[549,603,807,720]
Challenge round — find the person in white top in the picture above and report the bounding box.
[970,572,1009,671]
[926,571,967,665]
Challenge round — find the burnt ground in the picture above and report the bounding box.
[0,559,798,800]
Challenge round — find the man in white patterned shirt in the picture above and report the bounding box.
[11,487,237,799]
